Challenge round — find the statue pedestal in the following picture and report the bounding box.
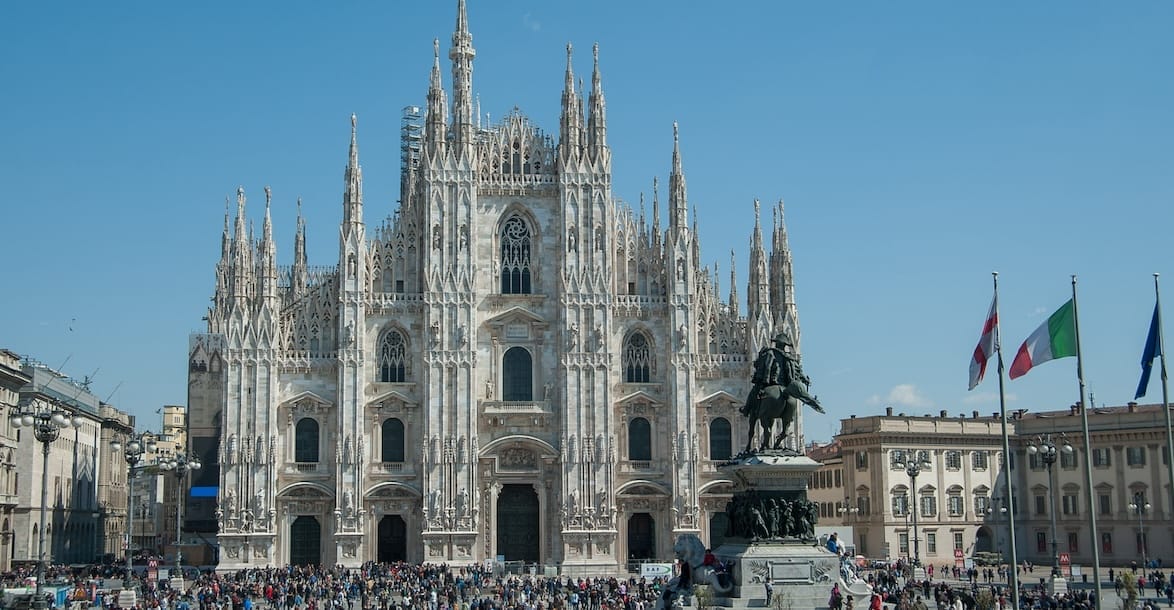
[712,452,839,610]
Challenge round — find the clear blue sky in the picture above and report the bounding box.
[2,1,1171,441]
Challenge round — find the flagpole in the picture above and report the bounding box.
[1071,275,1104,606]
[1155,273,1173,519]
[993,272,1020,610]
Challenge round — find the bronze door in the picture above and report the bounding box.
[378,515,408,563]
[289,516,321,566]
[496,484,540,562]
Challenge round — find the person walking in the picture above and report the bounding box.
[763,581,773,607]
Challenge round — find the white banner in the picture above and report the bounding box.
[641,563,674,578]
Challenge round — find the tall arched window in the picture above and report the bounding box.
[295,418,320,463]
[500,215,532,294]
[623,332,652,383]
[629,417,651,461]
[378,329,408,382]
[709,417,732,460]
[503,347,533,401]
[382,418,405,463]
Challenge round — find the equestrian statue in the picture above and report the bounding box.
[740,331,825,453]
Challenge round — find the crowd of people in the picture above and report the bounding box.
[2,562,680,610]
[2,556,1171,610]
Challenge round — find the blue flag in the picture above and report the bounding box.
[1135,303,1163,399]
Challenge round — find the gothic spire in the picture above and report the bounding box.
[292,197,308,298]
[559,43,583,161]
[651,176,662,253]
[231,186,253,307]
[668,123,688,234]
[258,186,278,304]
[728,249,739,317]
[449,0,476,149]
[587,42,607,159]
[221,196,231,261]
[425,38,448,148]
[770,198,798,338]
[342,114,363,232]
[747,199,770,318]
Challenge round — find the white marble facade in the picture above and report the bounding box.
[193,0,806,572]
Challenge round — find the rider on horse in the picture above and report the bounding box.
[740,331,824,417]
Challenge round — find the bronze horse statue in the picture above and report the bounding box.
[745,384,824,453]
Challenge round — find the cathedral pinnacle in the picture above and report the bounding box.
[449,0,475,148]
[587,41,607,157]
[668,123,688,233]
[343,115,363,229]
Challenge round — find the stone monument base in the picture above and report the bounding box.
[712,542,838,609]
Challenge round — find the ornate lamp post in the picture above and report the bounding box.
[10,397,83,609]
[1026,434,1072,579]
[838,496,860,524]
[896,449,931,567]
[157,451,200,579]
[111,432,156,589]
[1128,492,1151,572]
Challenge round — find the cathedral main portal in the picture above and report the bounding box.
[289,516,322,566]
[496,484,540,562]
[377,515,408,563]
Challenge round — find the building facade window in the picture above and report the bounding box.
[1060,450,1077,469]
[1062,494,1079,515]
[1036,532,1047,553]
[1127,447,1146,466]
[898,532,909,555]
[1067,532,1079,553]
[920,495,936,518]
[500,215,532,294]
[856,451,868,470]
[947,495,964,517]
[623,332,652,383]
[892,494,909,517]
[927,532,937,554]
[378,330,408,382]
[295,418,319,463]
[953,532,964,551]
[1098,493,1111,516]
[1101,532,1113,554]
[974,495,990,516]
[1093,448,1111,467]
[381,418,405,462]
[709,418,732,461]
[971,451,989,470]
[629,417,651,461]
[1028,453,1043,470]
[1034,495,1046,516]
[945,451,961,470]
[502,347,533,401]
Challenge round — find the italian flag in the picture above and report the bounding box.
[1009,299,1077,379]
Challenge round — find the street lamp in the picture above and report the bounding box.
[1128,492,1151,573]
[10,397,83,610]
[111,431,156,590]
[838,496,860,524]
[157,451,201,579]
[895,449,931,567]
[1026,434,1073,579]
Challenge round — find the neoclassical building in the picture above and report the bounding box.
[189,0,808,572]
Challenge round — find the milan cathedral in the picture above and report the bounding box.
[188,0,806,573]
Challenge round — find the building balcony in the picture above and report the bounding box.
[0,493,16,508]
[619,460,663,475]
[368,461,416,478]
[284,462,330,476]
